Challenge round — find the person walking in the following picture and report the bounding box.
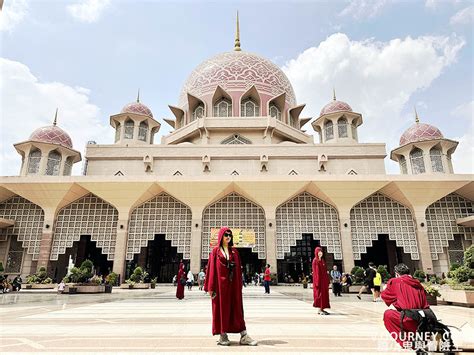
[263,264,271,294]
[187,269,194,290]
[198,269,205,291]
[330,265,342,297]
[176,261,185,300]
[357,262,376,300]
[204,227,257,346]
[312,247,330,315]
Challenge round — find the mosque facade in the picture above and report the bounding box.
[0,20,472,283]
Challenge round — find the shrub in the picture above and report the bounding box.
[452,265,474,283]
[41,277,52,284]
[423,283,441,297]
[79,260,94,281]
[69,267,82,283]
[105,272,118,286]
[90,275,102,285]
[464,245,474,269]
[413,270,426,283]
[351,266,365,284]
[449,263,461,271]
[128,266,148,283]
[26,266,50,284]
[377,265,391,282]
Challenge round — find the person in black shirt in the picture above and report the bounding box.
[357,262,376,300]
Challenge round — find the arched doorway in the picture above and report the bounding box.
[127,234,182,283]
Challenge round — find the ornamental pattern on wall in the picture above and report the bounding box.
[29,125,73,148]
[179,52,296,108]
[0,196,44,260]
[276,192,342,260]
[201,193,266,259]
[51,193,118,261]
[350,193,419,260]
[426,193,473,260]
[127,193,192,260]
[400,123,443,146]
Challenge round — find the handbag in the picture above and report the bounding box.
[180,277,186,286]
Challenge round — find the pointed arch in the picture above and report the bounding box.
[240,85,261,117]
[268,92,285,121]
[221,133,252,145]
[27,148,41,175]
[212,86,233,117]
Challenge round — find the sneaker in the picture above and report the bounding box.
[318,310,330,315]
[217,334,230,346]
[240,334,257,346]
[356,295,361,300]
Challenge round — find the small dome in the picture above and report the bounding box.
[400,122,444,146]
[29,125,73,149]
[320,99,353,116]
[121,101,153,118]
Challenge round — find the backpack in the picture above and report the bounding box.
[373,272,382,286]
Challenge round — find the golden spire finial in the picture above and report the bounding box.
[234,11,241,51]
[53,108,58,126]
[137,89,140,103]
[414,106,419,124]
[333,88,336,101]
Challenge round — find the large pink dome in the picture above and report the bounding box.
[178,51,296,108]
[29,125,73,149]
[400,122,444,146]
[320,100,353,116]
[121,102,153,118]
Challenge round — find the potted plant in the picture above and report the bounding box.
[122,267,149,289]
[25,267,55,289]
[105,272,117,293]
[150,277,157,289]
[302,275,308,289]
[413,270,426,283]
[423,283,441,305]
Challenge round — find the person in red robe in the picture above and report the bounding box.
[381,263,429,349]
[176,261,185,300]
[312,246,330,315]
[204,227,257,346]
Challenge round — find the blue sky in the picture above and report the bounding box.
[1,0,473,175]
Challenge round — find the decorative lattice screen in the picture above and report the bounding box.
[276,192,342,260]
[127,192,192,260]
[0,196,44,260]
[51,193,118,261]
[426,193,473,260]
[202,193,265,259]
[350,193,418,260]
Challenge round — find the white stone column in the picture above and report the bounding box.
[37,209,56,275]
[264,207,277,279]
[190,208,203,274]
[413,208,434,274]
[339,209,355,273]
[112,209,130,284]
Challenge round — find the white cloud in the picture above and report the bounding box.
[339,0,389,20]
[425,0,461,9]
[66,0,111,23]
[0,58,110,176]
[0,0,29,32]
[282,33,466,173]
[450,100,474,173]
[450,6,474,25]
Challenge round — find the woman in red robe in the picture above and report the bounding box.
[176,261,185,300]
[381,263,429,348]
[204,227,257,346]
[312,246,331,315]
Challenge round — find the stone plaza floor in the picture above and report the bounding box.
[0,285,473,353]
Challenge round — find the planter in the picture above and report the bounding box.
[120,283,150,289]
[437,288,474,307]
[150,283,156,289]
[104,284,113,293]
[24,283,56,289]
[64,285,105,294]
[426,294,438,306]
[303,283,308,289]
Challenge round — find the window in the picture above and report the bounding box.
[115,122,121,142]
[192,104,204,121]
[241,98,259,117]
[269,104,281,120]
[213,98,232,117]
[337,118,348,138]
[324,120,334,141]
[27,149,41,175]
[138,121,148,142]
[46,150,61,176]
[410,148,425,174]
[351,123,358,140]
[430,147,444,173]
[221,134,252,144]
[5,237,23,274]
[399,156,407,174]
[63,156,73,176]
[124,119,134,139]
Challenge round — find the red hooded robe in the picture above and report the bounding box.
[312,246,330,309]
[204,227,246,335]
[381,274,429,348]
[176,262,185,300]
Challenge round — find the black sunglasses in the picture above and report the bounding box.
[224,232,232,237]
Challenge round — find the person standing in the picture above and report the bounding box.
[12,275,22,292]
[176,261,185,300]
[330,265,342,297]
[204,227,257,346]
[187,269,194,290]
[312,247,330,315]
[263,264,271,294]
[198,269,205,291]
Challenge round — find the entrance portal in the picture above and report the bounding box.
[53,235,112,282]
[238,248,265,284]
[356,234,417,274]
[128,234,182,283]
[277,234,338,282]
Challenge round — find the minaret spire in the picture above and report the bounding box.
[333,88,336,101]
[53,108,58,126]
[414,106,419,124]
[137,89,140,103]
[234,11,241,51]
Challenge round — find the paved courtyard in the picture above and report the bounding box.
[0,285,473,353]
